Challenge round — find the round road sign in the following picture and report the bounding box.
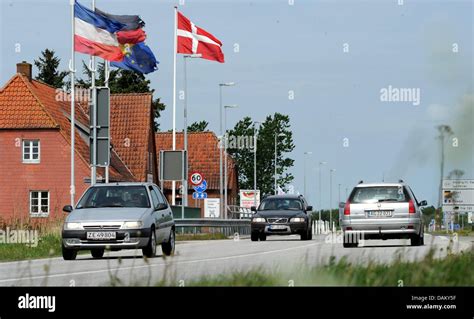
[190,172,203,185]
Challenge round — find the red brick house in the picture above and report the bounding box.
[155,132,238,215]
[0,62,157,222]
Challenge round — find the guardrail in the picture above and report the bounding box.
[175,218,251,236]
[226,205,253,219]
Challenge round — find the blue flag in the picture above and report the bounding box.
[111,42,158,74]
[74,1,125,34]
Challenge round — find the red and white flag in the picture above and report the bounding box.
[177,11,225,63]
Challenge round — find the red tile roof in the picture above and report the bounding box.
[110,93,154,182]
[155,132,237,190]
[0,73,139,182]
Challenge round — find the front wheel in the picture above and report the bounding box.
[62,245,77,260]
[161,229,175,256]
[259,233,267,241]
[251,232,259,241]
[142,228,157,258]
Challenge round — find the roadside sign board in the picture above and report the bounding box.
[160,150,187,181]
[240,190,260,208]
[442,179,474,215]
[443,180,474,189]
[90,87,110,167]
[204,198,220,218]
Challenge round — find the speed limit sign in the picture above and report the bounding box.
[190,172,203,186]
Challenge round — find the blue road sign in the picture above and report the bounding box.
[192,179,207,199]
[192,192,208,199]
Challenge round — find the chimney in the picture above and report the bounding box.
[17,61,32,81]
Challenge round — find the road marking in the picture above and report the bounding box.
[0,241,321,284]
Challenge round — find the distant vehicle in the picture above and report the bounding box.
[250,194,313,241]
[340,181,427,248]
[61,183,175,260]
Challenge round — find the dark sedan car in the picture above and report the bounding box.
[250,195,313,241]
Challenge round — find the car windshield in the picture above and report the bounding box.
[350,186,407,204]
[76,186,150,209]
[259,198,303,211]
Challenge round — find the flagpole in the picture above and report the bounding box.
[69,0,76,206]
[104,60,110,183]
[91,0,97,186]
[171,6,178,205]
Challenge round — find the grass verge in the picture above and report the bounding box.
[0,234,62,261]
[186,249,474,286]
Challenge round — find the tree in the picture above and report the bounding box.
[227,113,295,196]
[447,169,464,179]
[187,121,209,132]
[77,61,166,131]
[34,49,68,88]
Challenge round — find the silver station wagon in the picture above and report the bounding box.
[340,181,427,248]
[61,183,175,260]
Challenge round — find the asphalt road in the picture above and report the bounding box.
[0,234,471,286]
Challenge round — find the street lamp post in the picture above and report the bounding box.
[218,82,235,216]
[274,133,285,194]
[318,161,327,222]
[329,168,336,231]
[182,54,201,218]
[253,121,261,207]
[303,152,312,198]
[224,104,238,219]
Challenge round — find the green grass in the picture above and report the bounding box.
[0,234,62,262]
[186,249,474,286]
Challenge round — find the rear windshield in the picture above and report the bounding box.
[76,186,150,209]
[349,186,408,204]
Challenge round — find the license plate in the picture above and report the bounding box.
[87,232,116,240]
[367,210,393,217]
[269,225,286,230]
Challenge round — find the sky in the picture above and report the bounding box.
[1,0,472,209]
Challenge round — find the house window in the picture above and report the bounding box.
[23,140,40,163]
[30,191,49,217]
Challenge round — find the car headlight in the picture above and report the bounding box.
[64,222,82,230]
[290,217,306,223]
[122,221,143,229]
[252,217,266,223]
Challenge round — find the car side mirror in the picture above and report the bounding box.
[419,200,428,207]
[155,203,168,211]
[62,205,73,213]
[306,206,313,212]
[251,206,257,212]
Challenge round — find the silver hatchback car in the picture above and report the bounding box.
[340,181,427,248]
[61,183,175,260]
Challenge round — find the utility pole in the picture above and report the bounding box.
[329,168,336,231]
[436,125,453,231]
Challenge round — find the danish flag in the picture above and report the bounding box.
[177,11,225,63]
